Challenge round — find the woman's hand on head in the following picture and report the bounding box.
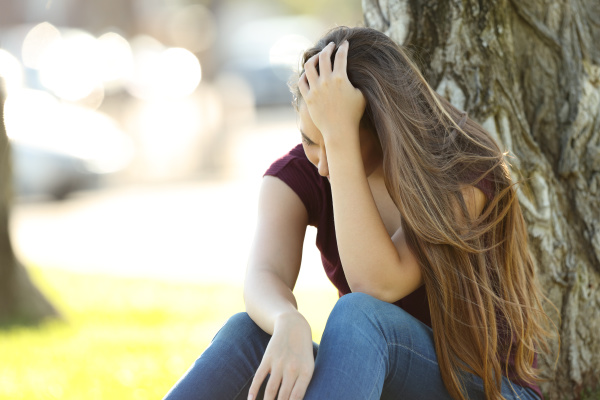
[247,311,314,400]
[298,40,366,147]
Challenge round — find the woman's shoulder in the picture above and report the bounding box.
[474,175,494,202]
[264,144,315,177]
[460,170,495,203]
[264,144,328,226]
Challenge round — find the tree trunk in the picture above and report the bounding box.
[0,80,60,324]
[362,0,600,398]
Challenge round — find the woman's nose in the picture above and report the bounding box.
[317,149,328,177]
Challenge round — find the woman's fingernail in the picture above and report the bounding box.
[248,395,253,400]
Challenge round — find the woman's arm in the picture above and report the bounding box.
[327,147,488,302]
[326,146,488,303]
[298,41,422,303]
[298,41,487,304]
[325,141,422,302]
[243,176,308,334]
[244,176,315,400]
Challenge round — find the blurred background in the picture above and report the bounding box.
[0,0,362,398]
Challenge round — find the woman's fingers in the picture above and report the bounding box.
[288,368,313,400]
[275,374,297,400]
[300,40,350,99]
[318,42,335,77]
[333,40,349,78]
[303,54,319,88]
[247,363,270,400]
[298,72,309,99]
[247,364,299,400]
[262,370,282,400]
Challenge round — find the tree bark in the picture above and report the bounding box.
[0,80,60,324]
[362,0,600,398]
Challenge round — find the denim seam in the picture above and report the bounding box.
[387,342,438,365]
[383,341,411,396]
[353,301,391,400]
[359,294,437,367]
[365,357,385,400]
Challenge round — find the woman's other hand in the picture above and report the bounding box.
[247,311,315,400]
[298,40,365,147]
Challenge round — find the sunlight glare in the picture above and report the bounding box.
[4,89,59,142]
[38,29,103,102]
[158,48,202,98]
[21,22,61,70]
[127,41,202,100]
[0,49,24,95]
[97,32,134,87]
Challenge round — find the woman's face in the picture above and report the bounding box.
[297,101,382,180]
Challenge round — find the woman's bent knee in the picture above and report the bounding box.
[329,292,417,330]
[337,292,381,307]
[212,312,268,343]
[332,292,389,319]
[225,312,259,331]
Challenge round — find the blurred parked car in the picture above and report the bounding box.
[5,91,134,201]
[11,142,105,200]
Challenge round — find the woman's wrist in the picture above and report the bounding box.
[325,138,365,181]
[322,127,361,151]
[274,310,311,332]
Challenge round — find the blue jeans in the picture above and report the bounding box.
[163,292,540,399]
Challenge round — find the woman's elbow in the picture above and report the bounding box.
[348,282,402,304]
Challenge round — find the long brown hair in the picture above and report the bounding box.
[291,26,557,400]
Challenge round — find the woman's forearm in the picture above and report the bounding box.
[243,269,308,336]
[325,135,404,295]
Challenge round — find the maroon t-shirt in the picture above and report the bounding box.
[264,144,542,399]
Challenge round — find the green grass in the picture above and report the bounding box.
[5,268,599,399]
[0,267,338,400]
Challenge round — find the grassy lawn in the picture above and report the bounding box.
[0,267,338,400]
[4,267,598,400]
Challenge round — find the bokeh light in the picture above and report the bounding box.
[21,22,61,70]
[97,32,134,89]
[4,89,59,143]
[127,36,202,101]
[75,81,105,110]
[0,49,24,94]
[156,48,202,98]
[38,28,104,102]
[21,23,134,106]
[166,4,217,53]
[128,83,221,179]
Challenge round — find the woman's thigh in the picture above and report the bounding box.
[305,292,538,400]
[163,312,270,399]
[163,312,319,400]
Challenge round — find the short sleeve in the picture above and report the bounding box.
[462,169,495,202]
[263,144,324,227]
[475,174,495,202]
